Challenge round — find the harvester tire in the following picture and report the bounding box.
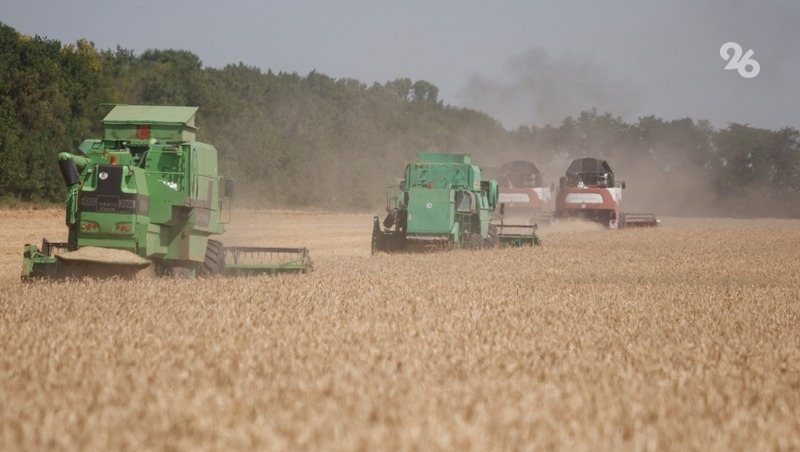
[469,233,483,250]
[199,239,226,276]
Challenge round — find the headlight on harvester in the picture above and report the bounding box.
[80,222,100,232]
[113,223,132,233]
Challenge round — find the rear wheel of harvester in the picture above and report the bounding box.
[199,239,226,276]
[469,233,483,250]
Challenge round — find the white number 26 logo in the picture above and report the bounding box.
[720,42,760,79]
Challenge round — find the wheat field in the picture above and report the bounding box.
[1,208,799,450]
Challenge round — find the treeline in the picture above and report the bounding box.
[1,22,798,216]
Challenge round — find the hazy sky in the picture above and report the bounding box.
[5,0,799,130]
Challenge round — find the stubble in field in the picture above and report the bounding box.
[1,209,799,450]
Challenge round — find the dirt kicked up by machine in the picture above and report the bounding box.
[553,157,658,228]
[371,152,539,253]
[22,105,311,281]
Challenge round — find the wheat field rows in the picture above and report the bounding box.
[1,209,799,450]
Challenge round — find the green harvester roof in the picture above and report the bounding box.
[416,152,471,164]
[102,105,199,143]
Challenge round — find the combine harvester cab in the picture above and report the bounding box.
[371,153,539,253]
[22,105,311,281]
[553,157,658,228]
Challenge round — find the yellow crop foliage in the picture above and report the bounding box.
[1,209,799,450]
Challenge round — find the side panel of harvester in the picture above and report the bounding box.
[498,187,552,211]
[554,157,658,228]
[496,160,553,225]
[554,158,621,227]
[554,186,622,225]
[65,107,223,269]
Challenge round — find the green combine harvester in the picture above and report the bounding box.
[22,105,311,280]
[372,152,539,253]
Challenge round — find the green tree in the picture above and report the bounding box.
[136,49,205,105]
[1,21,799,215]
[0,23,102,202]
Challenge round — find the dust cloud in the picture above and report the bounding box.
[482,149,725,219]
[457,47,641,128]
[612,153,718,217]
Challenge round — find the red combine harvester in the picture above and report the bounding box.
[554,158,658,228]
[496,160,553,224]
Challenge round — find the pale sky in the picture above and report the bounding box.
[5,0,799,130]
